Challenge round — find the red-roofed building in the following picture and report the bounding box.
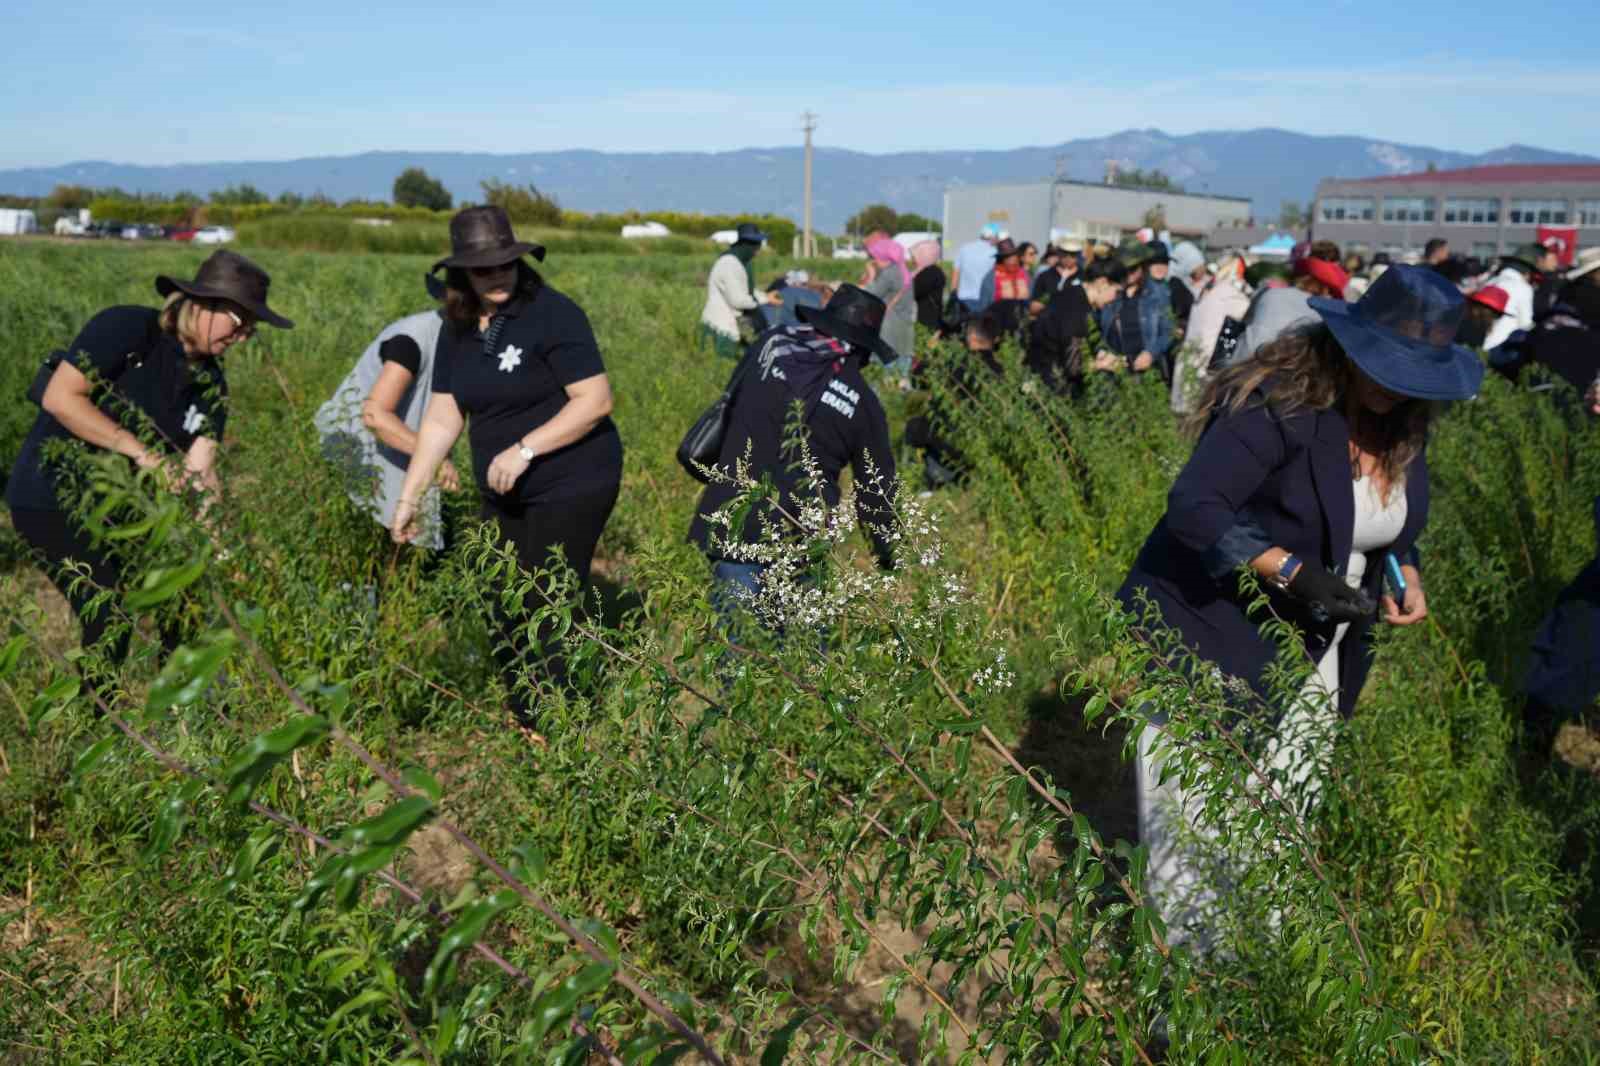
[1313,163,1600,259]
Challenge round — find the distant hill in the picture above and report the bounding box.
[2,129,1594,232]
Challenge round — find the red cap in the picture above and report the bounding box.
[1297,256,1351,297]
[1467,285,1511,316]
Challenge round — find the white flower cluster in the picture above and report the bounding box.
[700,435,972,648]
[969,650,1016,694]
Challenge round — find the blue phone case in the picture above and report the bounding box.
[1384,554,1408,598]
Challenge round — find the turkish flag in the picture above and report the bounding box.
[1537,226,1579,267]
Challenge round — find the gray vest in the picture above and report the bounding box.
[314,312,446,549]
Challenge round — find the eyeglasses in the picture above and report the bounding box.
[220,306,256,338]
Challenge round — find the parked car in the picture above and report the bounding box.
[193,226,236,245]
[170,228,198,242]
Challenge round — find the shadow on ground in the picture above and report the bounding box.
[1013,684,1139,850]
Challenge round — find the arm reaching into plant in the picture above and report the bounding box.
[363,361,459,491]
[42,361,163,469]
[393,393,465,543]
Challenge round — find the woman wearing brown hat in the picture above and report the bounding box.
[393,206,621,738]
[7,249,292,672]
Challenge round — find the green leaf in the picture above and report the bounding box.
[146,634,238,714]
[760,1012,812,1066]
[576,918,621,963]
[422,890,518,999]
[321,987,389,1039]
[512,842,547,884]
[125,556,207,610]
[28,675,80,730]
[333,842,402,912]
[930,714,984,735]
[222,714,330,810]
[71,735,118,783]
[401,766,442,803]
[432,1005,461,1058]
[616,1031,666,1063]
[347,796,434,847]
[233,601,266,633]
[142,793,189,863]
[0,634,27,679]
[293,853,349,913]
[219,827,282,896]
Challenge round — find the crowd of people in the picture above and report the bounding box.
[11,202,1600,952]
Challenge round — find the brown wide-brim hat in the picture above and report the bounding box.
[431,205,547,272]
[155,249,294,329]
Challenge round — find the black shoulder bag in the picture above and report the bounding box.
[1208,315,1246,372]
[677,343,758,483]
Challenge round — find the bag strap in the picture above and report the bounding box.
[480,312,508,357]
[720,340,758,401]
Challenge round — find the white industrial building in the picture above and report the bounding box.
[0,208,39,236]
[943,180,1251,252]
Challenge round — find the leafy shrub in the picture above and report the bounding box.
[3,242,1598,1062]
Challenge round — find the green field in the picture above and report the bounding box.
[2,238,1600,1064]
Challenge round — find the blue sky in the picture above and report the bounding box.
[4,0,1598,168]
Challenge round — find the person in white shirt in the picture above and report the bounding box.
[700,222,783,359]
[950,223,1000,311]
[1482,244,1541,351]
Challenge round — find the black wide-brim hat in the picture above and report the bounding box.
[155,249,294,329]
[734,222,770,244]
[431,205,547,271]
[1308,263,1484,402]
[796,284,898,364]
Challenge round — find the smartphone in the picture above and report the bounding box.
[1384,553,1408,601]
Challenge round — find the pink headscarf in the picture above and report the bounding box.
[866,236,911,287]
[909,239,942,274]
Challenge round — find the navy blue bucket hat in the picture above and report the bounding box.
[1308,264,1484,402]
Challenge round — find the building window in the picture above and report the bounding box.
[1381,196,1435,223]
[1579,200,1600,226]
[1319,196,1375,222]
[1508,198,1570,225]
[1443,198,1499,224]
[1471,241,1499,259]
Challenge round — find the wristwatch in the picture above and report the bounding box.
[1269,553,1302,591]
[517,440,537,463]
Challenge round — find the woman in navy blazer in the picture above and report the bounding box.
[1118,265,1484,943]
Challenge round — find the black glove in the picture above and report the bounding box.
[1287,561,1376,624]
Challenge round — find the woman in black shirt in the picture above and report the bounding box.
[6,250,292,671]
[393,207,621,737]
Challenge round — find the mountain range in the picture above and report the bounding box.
[2,129,1594,231]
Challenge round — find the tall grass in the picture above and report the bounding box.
[2,240,1598,1062]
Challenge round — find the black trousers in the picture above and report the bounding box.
[11,508,182,687]
[479,481,619,726]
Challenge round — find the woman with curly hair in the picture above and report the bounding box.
[1117,265,1483,943]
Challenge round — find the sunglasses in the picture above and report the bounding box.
[220,306,257,338]
[467,263,516,278]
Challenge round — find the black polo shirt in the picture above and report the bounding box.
[431,285,622,502]
[7,306,228,511]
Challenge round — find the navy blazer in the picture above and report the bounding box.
[1117,396,1429,718]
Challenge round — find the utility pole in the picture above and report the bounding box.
[801,111,818,257]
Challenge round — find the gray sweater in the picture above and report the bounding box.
[864,265,916,364]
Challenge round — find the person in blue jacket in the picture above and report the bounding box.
[1097,243,1173,377]
[1117,264,1484,942]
